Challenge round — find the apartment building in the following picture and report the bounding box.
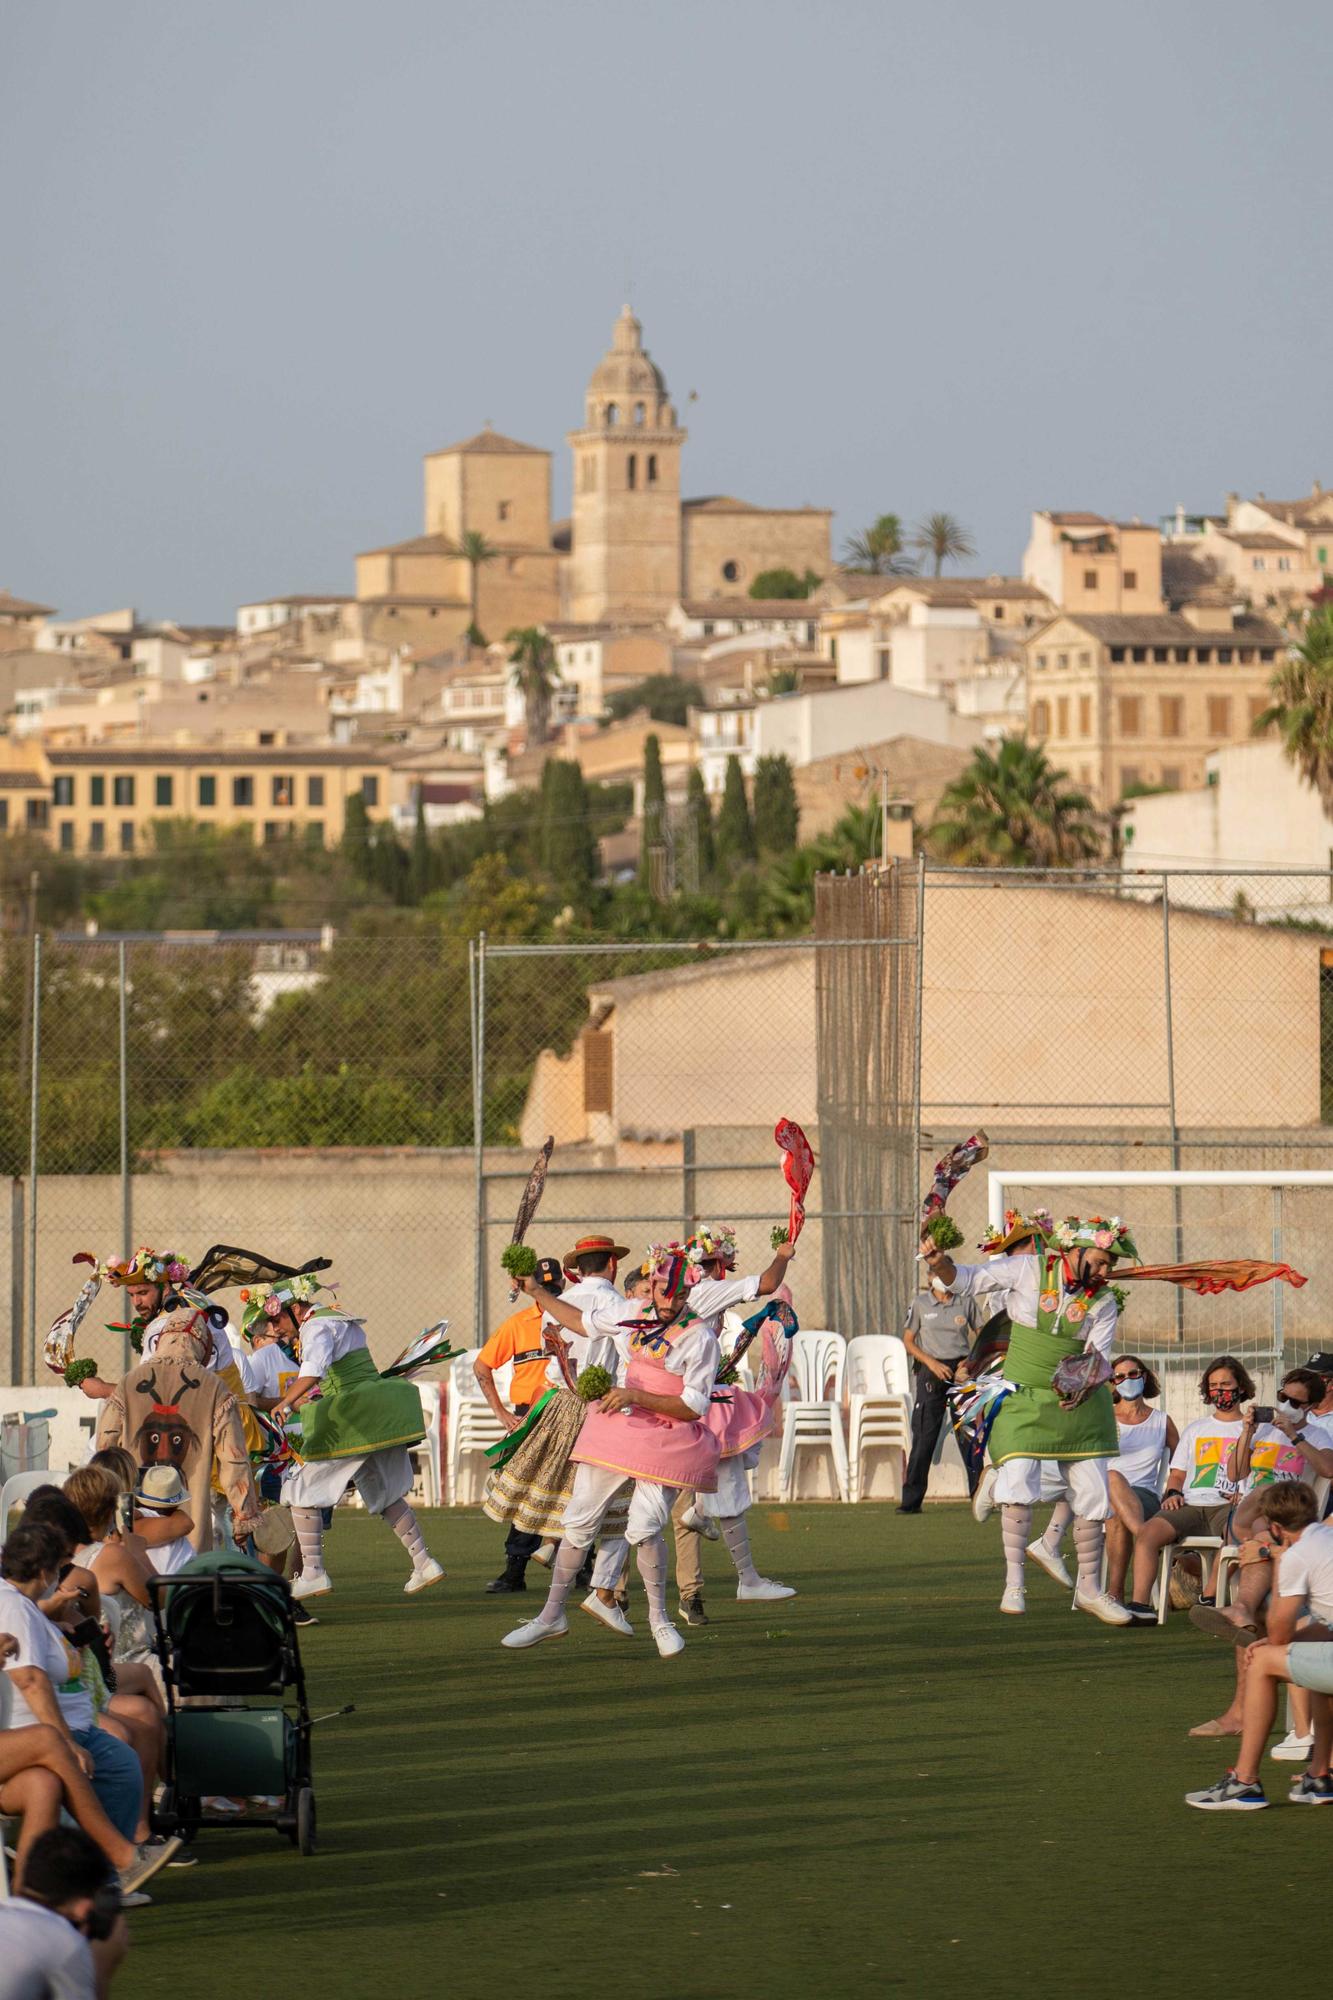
[1023,511,1164,614]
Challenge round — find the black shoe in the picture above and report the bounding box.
[291,1601,318,1627]
[679,1593,709,1627]
[896,1503,922,1514]
[1124,1600,1156,1624]
[485,1567,527,1594]
[575,1561,594,1590]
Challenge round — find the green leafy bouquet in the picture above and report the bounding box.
[922,1214,964,1252]
[501,1243,537,1280]
[64,1357,99,1389]
[575,1364,614,1403]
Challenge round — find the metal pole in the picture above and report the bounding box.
[471,931,488,1345]
[26,934,41,1382]
[682,1126,697,1237]
[10,1179,24,1386]
[118,941,131,1298]
[1271,1184,1285,1380]
[1160,878,1185,1340]
[907,854,925,1331]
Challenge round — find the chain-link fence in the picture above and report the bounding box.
[8,861,1333,1386]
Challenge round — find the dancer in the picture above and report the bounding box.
[476,1256,571,1594]
[260,1273,444,1600]
[921,1214,1134,1625]
[500,1246,722,1658]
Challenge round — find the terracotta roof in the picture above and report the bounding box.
[0,591,55,619]
[44,746,396,768]
[1034,612,1287,648]
[425,427,547,458]
[0,769,45,789]
[357,532,452,559]
[880,576,1052,603]
[239,593,351,608]
[682,599,820,619]
[1047,511,1111,527]
[682,495,831,517]
[1251,495,1333,527]
[1218,531,1305,551]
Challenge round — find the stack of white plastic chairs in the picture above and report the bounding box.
[778,1331,849,1502]
[845,1335,912,1501]
[446,1352,510,1503]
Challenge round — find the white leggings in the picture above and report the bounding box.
[560,1462,676,1548]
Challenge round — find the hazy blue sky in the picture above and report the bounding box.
[3,0,1329,621]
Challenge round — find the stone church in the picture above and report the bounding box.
[354,308,831,650]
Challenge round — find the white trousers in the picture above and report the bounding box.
[281,1443,413,1516]
[995,1455,1110,1518]
[560,1462,675,1549]
[696,1455,754,1520]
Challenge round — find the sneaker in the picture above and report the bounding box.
[485,1567,527,1594]
[121,1890,151,1908]
[1124,1600,1157,1625]
[680,1505,721,1542]
[501,1614,568,1650]
[972,1467,998,1524]
[999,1584,1025,1615]
[581,1592,634,1637]
[405,1557,445,1595]
[291,1601,318,1627]
[1185,1771,1268,1811]
[533,1542,557,1567]
[736,1577,796,1601]
[1026,1537,1073,1590]
[1073,1585,1133,1627]
[291,1570,332,1601]
[652,1622,686,1658]
[1289,1771,1333,1804]
[121,1836,183,1894]
[200,1796,245,1814]
[1271,1730,1316,1763]
[678,1592,709,1627]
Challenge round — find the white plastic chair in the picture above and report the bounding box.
[1155,1534,1224,1625]
[447,1351,509,1504]
[779,1332,849,1503]
[0,1469,51,1539]
[415,1382,443,1507]
[0,1673,11,1899]
[845,1335,911,1502]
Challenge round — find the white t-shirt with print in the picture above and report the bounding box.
[1169,1414,1247,1502]
[245,1341,301,1402]
[1243,1421,1315,1492]
[0,1579,93,1731]
[1277,1520,1333,1624]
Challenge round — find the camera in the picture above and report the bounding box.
[84,1879,123,1942]
[1252,1405,1275,1424]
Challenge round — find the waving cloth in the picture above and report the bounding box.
[1118,1260,1308,1296]
[921,1131,989,1220]
[774,1118,815,1245]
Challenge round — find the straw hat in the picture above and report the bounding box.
[562,1234,630,1271]
[134,1464,187,1512]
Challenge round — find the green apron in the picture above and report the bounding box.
[987,1251,1116,1466]
[293,1347,426,1463]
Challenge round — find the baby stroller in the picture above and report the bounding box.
[148,1548,317,1855]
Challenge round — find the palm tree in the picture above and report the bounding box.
[927,739,1102,868]
[911,511,976,576]
[447,529,498,640]
[1253,605,1333,809]
[506,626,560,747]
[840,513,916,576]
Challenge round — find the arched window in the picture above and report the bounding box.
[722,559,740,584]
[633,402,646,425]
[605,402,619,427]
[1032,699,1050,736]
[647,454,658,485]
[627,454,637,490]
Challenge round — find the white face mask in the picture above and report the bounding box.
[1277,1397,1308,1424]
[1114,1376,1145,1401]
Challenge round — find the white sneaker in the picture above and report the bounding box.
[533,1542,557,1568]
[582,1592,634,1636]
[999,1584,1025,1615]
[501,1614,568,1650]
[652,1622,686,1658]
[972,1467,998,1524]
[1074,1585,1133,1627]
[680,1505,721,1541]
[736,1577,796,1601]
[1272,1730,1316,1762]
[291,1570,332,1601]
[405,1556,445,1595]
[1026,1537,1074,1590]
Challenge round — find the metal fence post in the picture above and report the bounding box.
[682,1126,697,1237]
[26,934,41,1383]
[118,942,131,1310]
[10,1178,23,1386]
[1160,876,1185,1340]
[471,930,488,1345]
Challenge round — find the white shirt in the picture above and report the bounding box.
[578,1295,720,1417]
[1277,1521,1333,1624]
[0,1898,97,2000]
[244,1341,301,1402]
[0,1580,92,1732]
[946,1252,1119,1358]
[145,1533,193,1577]
[1110,1406,1169,1493]
[687,1272,762,1340]
[545,1276,625,1383]
[297,1312,367,1380]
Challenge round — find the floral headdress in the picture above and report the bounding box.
[978,1209,1054,1255]
[96,1247,190,1291]
[239,1271,327,1339]
[687,1224,737,1268]
[645,1242,702,1289]
[1051,1214,1138,1261]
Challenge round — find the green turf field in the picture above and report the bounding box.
[124,1505,1325,1999]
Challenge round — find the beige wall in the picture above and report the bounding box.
[567,427,684,623]
[683,508,832,601]
[474,550,562,635]
[424,446,552,550]
[1024,515,1163,615]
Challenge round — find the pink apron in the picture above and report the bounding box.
[705,1321,795,1458]
[571,1345,719,1493]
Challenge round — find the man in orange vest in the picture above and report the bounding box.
[475,1257,567,1594]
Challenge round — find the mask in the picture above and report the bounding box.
[1211,1386,1241,1411]
[1115,1376,1145,1400]
[1277,1397,1307,1424]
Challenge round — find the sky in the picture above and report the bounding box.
[2,0,1330,623]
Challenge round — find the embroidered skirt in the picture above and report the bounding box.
[484,1386,628,1540]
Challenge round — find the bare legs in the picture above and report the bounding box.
[0,1723,136,1876]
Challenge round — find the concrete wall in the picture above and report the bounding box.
[753,680,981,767]
[682,508,832,601]
[1124,740,1333,900]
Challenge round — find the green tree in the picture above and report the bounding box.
[764,666,801,697]
[685,765,715,880]
[369,820,408,901]
[715,754,756,865]
[840,513,916,576]
[409,791,433,903]
[1254,604,1333,809]
[506,626,560,747]
[340,793,373,882]
[749,567,820,601]
[605,674,703,729]
[541,758,597,898]
[447,529,498,638]
[911,511,976,576]
[752,753,800,854]
[927,739,1102,867]
[639,733,667,890]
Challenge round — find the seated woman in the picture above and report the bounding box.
[1126,1354,1254,1622]
[1105,1356,1177,1607]
[64,1467,162,1700]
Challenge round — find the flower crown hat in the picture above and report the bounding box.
[1051,1215,1139,1261]
[102,1247,190,1291]
[978,1209,1054,1256]
[240,1270,327,1339]
[687,1224,737,1268]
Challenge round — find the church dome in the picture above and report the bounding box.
[583,306,676,428]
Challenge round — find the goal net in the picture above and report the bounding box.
[979,1169,1333,1420]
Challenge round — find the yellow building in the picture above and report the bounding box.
[0,738,408,854]
[1023,598,1287,805]
[1023,511,1165,615]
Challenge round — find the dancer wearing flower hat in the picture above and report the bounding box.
[253,1274,444,1601]
[921,1214,1137,1625]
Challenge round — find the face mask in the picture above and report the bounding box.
[1277,1397,1308,1423]
[1211,1386,1241,1411]
[1115,1376,1145,1400]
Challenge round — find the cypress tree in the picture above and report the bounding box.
[341,792,372,882]
[543,759,597,898]
[685,765,715,880]
[753,753,800,854]
[639,732,667,889]
[409,789,432,902]
[716,754,756,865]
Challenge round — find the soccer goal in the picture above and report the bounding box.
[984,1168,1333,1418]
